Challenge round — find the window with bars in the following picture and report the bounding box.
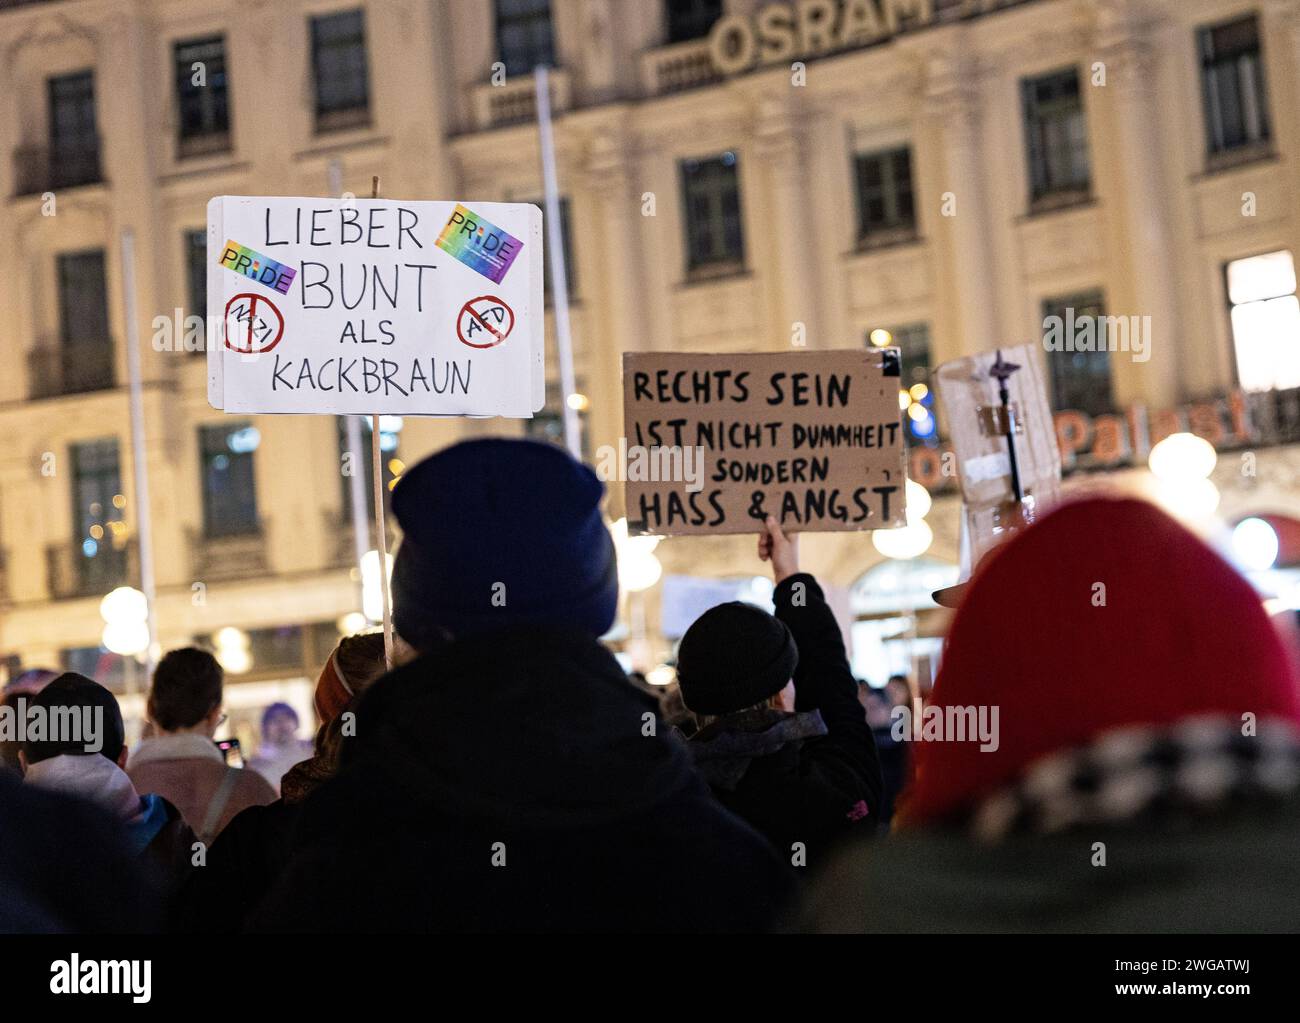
[496,0,555,77]
[854,146,916,246]
[47,71,100,188]
[531,198,577,301]
[1021,68,1090,206]
[174,36,230,154]
[1041,291,1114,417]
[186,230,207,331]
[1199,15,1270,158]
[200,422,261,538]
[311,9,370,131]
[681,152,745,274]
[70,439,127,591]
[55,250,113,395]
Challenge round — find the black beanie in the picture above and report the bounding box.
[676,602,798,716]
[22,672,126,764]
[390,438,618,648]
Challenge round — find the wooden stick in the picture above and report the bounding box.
[370,176,394,669]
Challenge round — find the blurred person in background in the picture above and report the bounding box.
[174,631,389,932]
[803,497,1300,932]
[863,686,908,832]
[128,647,274,845]
[246,701,313,795]
[675,517,883,872]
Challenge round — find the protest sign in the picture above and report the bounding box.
[933,342,1062,575]
[206,196,545,417]
[621,350,907,536]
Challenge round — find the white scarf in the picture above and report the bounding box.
[128,731,224,768]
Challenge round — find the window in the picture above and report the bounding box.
[311,9,370,131]
[1021,68,1090,206]
[1225,251,1300,392]
[55,250,113,395]
[681,152,745,274]
[47,71,100,188]
[854,147,916,246]
[1041,291,1113,416]
[532,198,577,301]
[1199,15,1270,157]
[870,324,936,444]
[496,0,555,76]
[666,0,723,43]
[70,439,127,593]
[336,416,401,523]
[174,37,230,155]
[186,230,207,329]
[200,422,260,537]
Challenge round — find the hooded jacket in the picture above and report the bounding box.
[24,753,196,894]
[687,573,883,869]
[248,626,797,932]
[801,496,1300,932]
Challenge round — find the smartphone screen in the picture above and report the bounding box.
[216,738,244,769]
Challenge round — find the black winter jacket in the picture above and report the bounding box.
[247,626,796,932]
[687,573,883,871]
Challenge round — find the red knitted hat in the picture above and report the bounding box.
[898,495,1300,828]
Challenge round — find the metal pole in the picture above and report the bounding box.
[370,177,394,669]
[119,229,158,678]
[534,64,582,460]
[328,158,370,614]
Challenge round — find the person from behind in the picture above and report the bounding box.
[248,438,794,932]
[803,497,1300,932]
[246,702,313,795]
[675,516,883,872]
[174,632,389,932]
[20,673,194,893]
[128,647,275,845]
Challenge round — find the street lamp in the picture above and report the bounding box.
[1148,432,1220,521]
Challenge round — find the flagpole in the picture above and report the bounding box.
[370,176,394,669]
[327,159,370,615]
[534,64,582,460]
[119,229,158,679]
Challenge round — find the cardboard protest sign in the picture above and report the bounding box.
[206,196,544,417]
[621,350,907,536]
[933,342,1062,572]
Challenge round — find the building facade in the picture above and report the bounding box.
[2,0,1299,716]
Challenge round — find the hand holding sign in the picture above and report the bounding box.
[758,515,800,584]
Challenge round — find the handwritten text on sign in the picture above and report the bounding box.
[622,351,908,536]
[206,196,544,417]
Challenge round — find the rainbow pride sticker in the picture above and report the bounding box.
[217,240,296,295]
[435,204,523,285]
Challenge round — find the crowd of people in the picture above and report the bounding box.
[2,437,1298,932]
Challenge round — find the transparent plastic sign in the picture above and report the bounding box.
[933,342,1062,571]
[622,349,908,536]
[206,196,544,417]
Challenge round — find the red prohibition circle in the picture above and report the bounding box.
[224,293,285,354]
[457,295,515,349]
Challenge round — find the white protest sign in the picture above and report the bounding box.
[206,196,544,417]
